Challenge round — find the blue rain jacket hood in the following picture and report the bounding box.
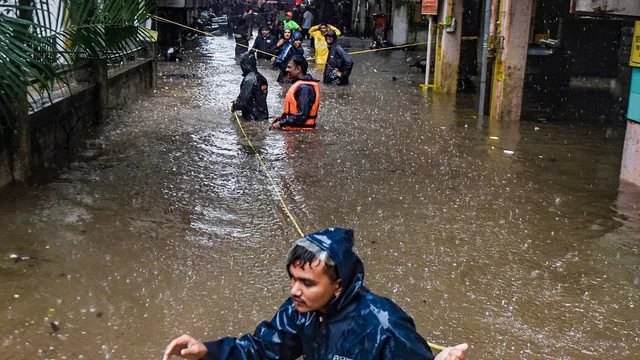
[289,227,364,315]
[203,228,435,360]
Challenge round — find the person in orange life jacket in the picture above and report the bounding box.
[270,56,320,131]
[231,52,269,122]
[273,31,304,84]
[251,26,277,59]
[323,30,353,85]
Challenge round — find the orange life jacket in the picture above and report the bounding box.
[282,80,320,131]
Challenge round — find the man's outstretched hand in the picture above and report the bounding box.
[163,334,207,360]
[434,343,469,360]
[270,116,282,130]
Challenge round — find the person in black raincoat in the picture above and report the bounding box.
[323,30,354,85]
[251,26,277,60]
[163,227,470,360]
[231,52,269,122]
[273,31,304,84]
[233,17,250,54]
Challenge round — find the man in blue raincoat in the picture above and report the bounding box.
[163,228,469,360]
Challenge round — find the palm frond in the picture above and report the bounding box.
[0,0,155,130]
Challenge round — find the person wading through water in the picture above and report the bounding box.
[163,227,469,360]
[231,52,269,122]
[270,56,319,131]
[308,23,341,65]
[272,31,304,84]
[251,26,277,60]
[322,30,353,85]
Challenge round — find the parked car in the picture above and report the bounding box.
[211,15,229,31]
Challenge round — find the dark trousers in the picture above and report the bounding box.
[302,28,310,40]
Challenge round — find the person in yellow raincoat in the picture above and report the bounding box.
[308,23,341,65]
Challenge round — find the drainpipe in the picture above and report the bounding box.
[479,0,500,115]
[478,0,493,117]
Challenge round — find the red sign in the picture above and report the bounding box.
[421,0,438,15]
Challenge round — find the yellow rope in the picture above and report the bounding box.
[231,110,447,353]
[150,14,428,61]
[150,14,278,59]
[346,42,427,56]
[231,110,305,238]
[154,13,449,350]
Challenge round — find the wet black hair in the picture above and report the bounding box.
[289,55,308,74]
[287,245,339,282]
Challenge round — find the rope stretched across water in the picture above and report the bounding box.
[230,109,305,237]
[229,109,446,353]
[149,14,427,61]
[152,13,446,352]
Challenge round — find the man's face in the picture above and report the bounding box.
[289,259,341,313]
[286,14,292,20]
[261,28,270,36]
[319,25,327,34]
[325,36,334,45]
[286,60,301,79]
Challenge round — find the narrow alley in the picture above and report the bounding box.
[1,34,639,359]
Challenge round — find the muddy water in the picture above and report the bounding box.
[1,35,639,359]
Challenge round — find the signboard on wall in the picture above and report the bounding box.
[571,0,640,18]
[631,21,640,68]
[421,0,438,15]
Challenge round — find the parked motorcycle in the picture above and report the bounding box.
[163,46,183,62]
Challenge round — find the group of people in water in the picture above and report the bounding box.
[162,6,469,359]
[231,13,353,131]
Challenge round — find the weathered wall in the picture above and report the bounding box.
[620,120,640,186]
[391,4,409,45]
[0,60,154,189]
[490,0,534,121]
[108,62,155,109]
[435,0,464,93]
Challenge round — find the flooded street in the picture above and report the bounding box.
[1,35,639,359]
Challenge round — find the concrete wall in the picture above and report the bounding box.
[0,60,155,189]
[435,0,464,93]
[392,4,409,45]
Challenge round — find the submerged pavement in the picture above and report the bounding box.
[1,35,639,359]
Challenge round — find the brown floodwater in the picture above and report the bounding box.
[1,35,638,359]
